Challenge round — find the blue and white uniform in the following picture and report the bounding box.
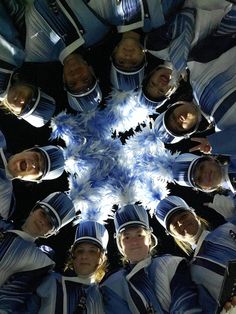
[191,219,236,303]
[206,126,236,156]
[188,45,236,133]
[101,255,211,313]
[146,3,232,79]
[155,195,236,313]
[25,0,110,63]
[0,1,25,102]
[0,1,25,68]
[0,225,54,313]
[31,272,104,314]
[88,0,184,33]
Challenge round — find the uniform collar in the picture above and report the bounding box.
[193,230,210,255]
[7,229,37,242]
[62,274,95,285]
[126,255,152,279]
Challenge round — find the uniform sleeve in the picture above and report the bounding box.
[208,126,236,155]
[101,284,133,314]
[0,266,53,313]
[31,272,60,314]
[0,177,15,220]
[168,8,196,77]
[169,259,217,313]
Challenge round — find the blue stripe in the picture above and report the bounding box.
[199,68,236,116]
[169,8,195,72]
[192,258,225,276]
[213,89,236,124]
[34,0,82,46]
[121,0,142,24]
[214,6,236,36]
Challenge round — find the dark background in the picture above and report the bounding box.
[0,55,226,273]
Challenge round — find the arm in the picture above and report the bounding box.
[0,266,53,313]
[168,8,196,83]
[169,259,217,313]
[190,127,236,155]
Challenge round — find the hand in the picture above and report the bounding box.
[189,137,212,154]
[220,296,236,313]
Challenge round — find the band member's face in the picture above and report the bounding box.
[168,210,200,242]
[113,38,145,71]
[7,83,34,114]
[7,150,45,181]
[63,53,93,93]
[23,207,55,237]
[192,158,222,191]
[120,226,151,263]
[166,102,199,135]
[72,243,102,276]
[146,67,173,99]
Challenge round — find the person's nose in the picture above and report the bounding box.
[123,47,134,56]
[80,251,89,260]
[130,236,139,244]
[29,160,38,171]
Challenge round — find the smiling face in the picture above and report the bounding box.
[72,243,102,276]
[63,53,94,94]
[6,83,34,115]
[22,206,55,238]
[145,67,173,99]
[192,157,223,191]
[168,210,200,243]
[119,226,151,263]
[166,102,200,135]
[113,38,145,71]
[7,150,45,181]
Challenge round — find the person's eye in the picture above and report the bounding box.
[117,59,125,66]
[89,249,98,254]
[76,249,84,254]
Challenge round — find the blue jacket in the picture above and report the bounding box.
[0,222,54,313]
[25,0,110,63]
[0,1,25,67]
[191,219,236,306]
[29,271,104,314]
[90,0,184,33]
[101,255,214,313]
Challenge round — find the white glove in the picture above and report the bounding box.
[204,194,235,219]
